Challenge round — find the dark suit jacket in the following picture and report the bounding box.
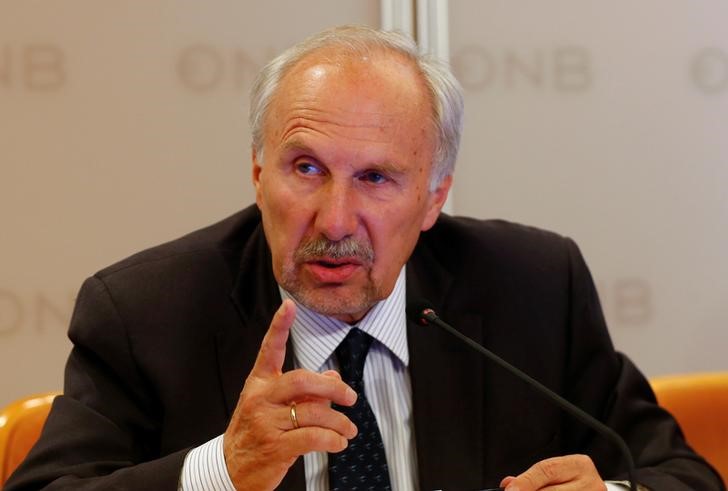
[7,206,724,490]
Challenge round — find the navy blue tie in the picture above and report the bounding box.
[328,328,392,491]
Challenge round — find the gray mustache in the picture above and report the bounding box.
[295,237,374,264]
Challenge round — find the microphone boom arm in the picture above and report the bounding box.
[418,308,638,491]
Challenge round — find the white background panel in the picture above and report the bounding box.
[449,1,728,375]
[1,1,726,410]
[0,1,380,407]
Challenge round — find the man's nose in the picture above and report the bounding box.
[314,181,359,242]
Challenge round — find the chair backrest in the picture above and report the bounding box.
[0,392,60,487]
[651,372,728,485]
[1,381,726,485]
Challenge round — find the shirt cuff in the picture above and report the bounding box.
[605,481,632,490]
[179,434,236,491]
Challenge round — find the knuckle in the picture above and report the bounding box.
[574,453,593,468]
[322,369,341,380]
[301,428,321,448]
[537,457,561,480]
[238,389,264,413]
[301,403,322,426]
[335,380,351,397]
[339,413,356,435]
[322,431,346,452]
[288,370,310,391]
[519,472,539,489]
[333,409,348,426]
[333,435,348,452]
[297,428,344,453]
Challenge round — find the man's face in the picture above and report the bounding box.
[253,52,451,323]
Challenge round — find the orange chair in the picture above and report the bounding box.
[0,392,60,487]
[651,372,728,484]
[1,381,726,486]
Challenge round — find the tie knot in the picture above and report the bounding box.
[334,327,374,382]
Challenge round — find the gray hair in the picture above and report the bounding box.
[249,25,464,189]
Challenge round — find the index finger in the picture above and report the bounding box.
[251,299,296,377]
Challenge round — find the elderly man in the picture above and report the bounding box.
[6,25,723,491]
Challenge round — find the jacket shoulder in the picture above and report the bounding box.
[95,206,262,280]
[423,214,576,268]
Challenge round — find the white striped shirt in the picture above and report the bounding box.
[179,265,631,491]
[284,267,417,491]
[180,267,417,490]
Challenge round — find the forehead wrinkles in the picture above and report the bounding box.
[277,104,406,144]
[265,54,433,153]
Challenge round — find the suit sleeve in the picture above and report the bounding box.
[560,238,725,490]
[5,276,189,490]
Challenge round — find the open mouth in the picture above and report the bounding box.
[316,259,353,269]
[311,256,363,267]
[305,257,363,282]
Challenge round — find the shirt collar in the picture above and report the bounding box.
[281,267,409,372]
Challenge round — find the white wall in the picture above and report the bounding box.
[0,0,380,407]
[2,1,726,408]
[449,0,728,375]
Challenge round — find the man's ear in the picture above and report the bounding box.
[252,149,264,205]
[252,149,262,186]
[421,174,453,231]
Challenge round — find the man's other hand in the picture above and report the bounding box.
[223,299,358,490]
[500,454,606,491]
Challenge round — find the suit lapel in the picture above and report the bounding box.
[215,220,306,490]
[217,223,282,416]
[407,243,487,490]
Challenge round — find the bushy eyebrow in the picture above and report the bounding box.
[363,161,408,178]
[281,138,314,156]
[281,138,409,178]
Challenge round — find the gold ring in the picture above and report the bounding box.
[290,402,299,429]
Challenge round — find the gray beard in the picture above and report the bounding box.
[281,236,378,318]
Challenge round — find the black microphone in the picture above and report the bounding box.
[407,299,638,491]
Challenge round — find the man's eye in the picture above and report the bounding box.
[360,171,388,184]
[296,162,321,175]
